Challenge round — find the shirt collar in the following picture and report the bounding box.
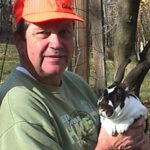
[16,66,36,80]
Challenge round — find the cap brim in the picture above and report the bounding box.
[23,12,84,23]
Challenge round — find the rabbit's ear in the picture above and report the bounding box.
[111,59,131,88]
[123,60,150,97]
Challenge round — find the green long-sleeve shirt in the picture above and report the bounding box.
[0,69,100,150]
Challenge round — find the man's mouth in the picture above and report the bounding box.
[48,55,65,58]
[43,55,67,63]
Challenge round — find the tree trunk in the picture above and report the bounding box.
[90,0,106,95]
[73,0,90,82]
[113,0,140,68]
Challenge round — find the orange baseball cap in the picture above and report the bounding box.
[13,0,84,24]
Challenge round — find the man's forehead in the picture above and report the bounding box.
[25,21,73,34]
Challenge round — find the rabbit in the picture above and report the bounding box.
[97,58,150,136]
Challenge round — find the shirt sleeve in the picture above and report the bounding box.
[0,88,63,150]
[0,121,63,150]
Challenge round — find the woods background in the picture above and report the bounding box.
[0,0,150,98]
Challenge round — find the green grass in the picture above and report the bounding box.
[0,43,19,83]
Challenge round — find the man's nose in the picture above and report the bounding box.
[48,33,63,49]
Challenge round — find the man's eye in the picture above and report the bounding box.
[34,31,50,39]
[59,29,73,38]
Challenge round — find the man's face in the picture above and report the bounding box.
[19,20,74,84]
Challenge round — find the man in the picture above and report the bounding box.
[0,0,149,149]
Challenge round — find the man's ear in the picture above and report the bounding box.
[13,32,26,55]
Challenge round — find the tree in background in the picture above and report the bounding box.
[112,0,141,68]
[0,0,12,41]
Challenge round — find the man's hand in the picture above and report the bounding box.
[95,117,150,150]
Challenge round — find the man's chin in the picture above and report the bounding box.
[41,67,65,77]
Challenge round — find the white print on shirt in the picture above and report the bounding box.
[60,112,96,147]
[59,100,99,147]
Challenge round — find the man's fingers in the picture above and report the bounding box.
[127,133,145,150]
[113,131,145,150]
